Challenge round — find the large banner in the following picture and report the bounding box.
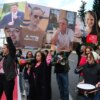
[0,2,76,49]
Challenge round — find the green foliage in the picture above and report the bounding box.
[93,0,100,21]
[2,4,10,13]
[0,8,3,20]
[18,2,26,12]
[0,13,5,20]
[92,0,100,34]
[98,33,100,45]
[78,1,86,25]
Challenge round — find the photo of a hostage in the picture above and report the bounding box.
[4,25,22,48]
[0,2,24,28]
[25,6,45,31]
[20,5,50,49]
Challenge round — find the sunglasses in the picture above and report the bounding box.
[33,15,43,19]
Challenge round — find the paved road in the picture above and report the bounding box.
[51,51,79,100]
[69,52,79,100]
[22,51,79,100]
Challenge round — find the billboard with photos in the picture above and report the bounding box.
[0,2,77,49]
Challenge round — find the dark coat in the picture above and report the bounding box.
[3,37,17,80]
[29,61,47,100]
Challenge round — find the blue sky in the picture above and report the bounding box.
[0,0,94,12]
[85,0,94,11]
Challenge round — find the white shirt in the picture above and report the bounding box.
[12,12,17,22]
[57,28,74,49]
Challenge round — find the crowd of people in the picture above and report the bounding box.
[16,49,52,100]
[0,9,100,100]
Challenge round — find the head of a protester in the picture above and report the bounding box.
[85,10,98,35]
[10,3,19,13]
[29,7,44,29]
[26,51,33,58]
[4,25,21,46]
[98,45,100,50]
[58,18,68,34]
[2,43,10,56]
[87,52,96,64]
[81,45,86,53]
[85,46,93,55]
[16,48,22,57]
[34,50,46,63]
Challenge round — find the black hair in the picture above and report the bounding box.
[26,51,34,58]
[4,44,9,50]
[16,49,22,56]
[30,7,44,16]
[34,50,46,63]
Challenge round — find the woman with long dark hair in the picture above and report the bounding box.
[29,51,47,100]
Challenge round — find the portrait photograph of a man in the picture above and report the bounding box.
[0,2,26,29]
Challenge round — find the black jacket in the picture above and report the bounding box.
[75,62,100,85]
[53,52,70,73]
[83,63,100,85]
[29,61,47,100]
[3,37,17,80]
